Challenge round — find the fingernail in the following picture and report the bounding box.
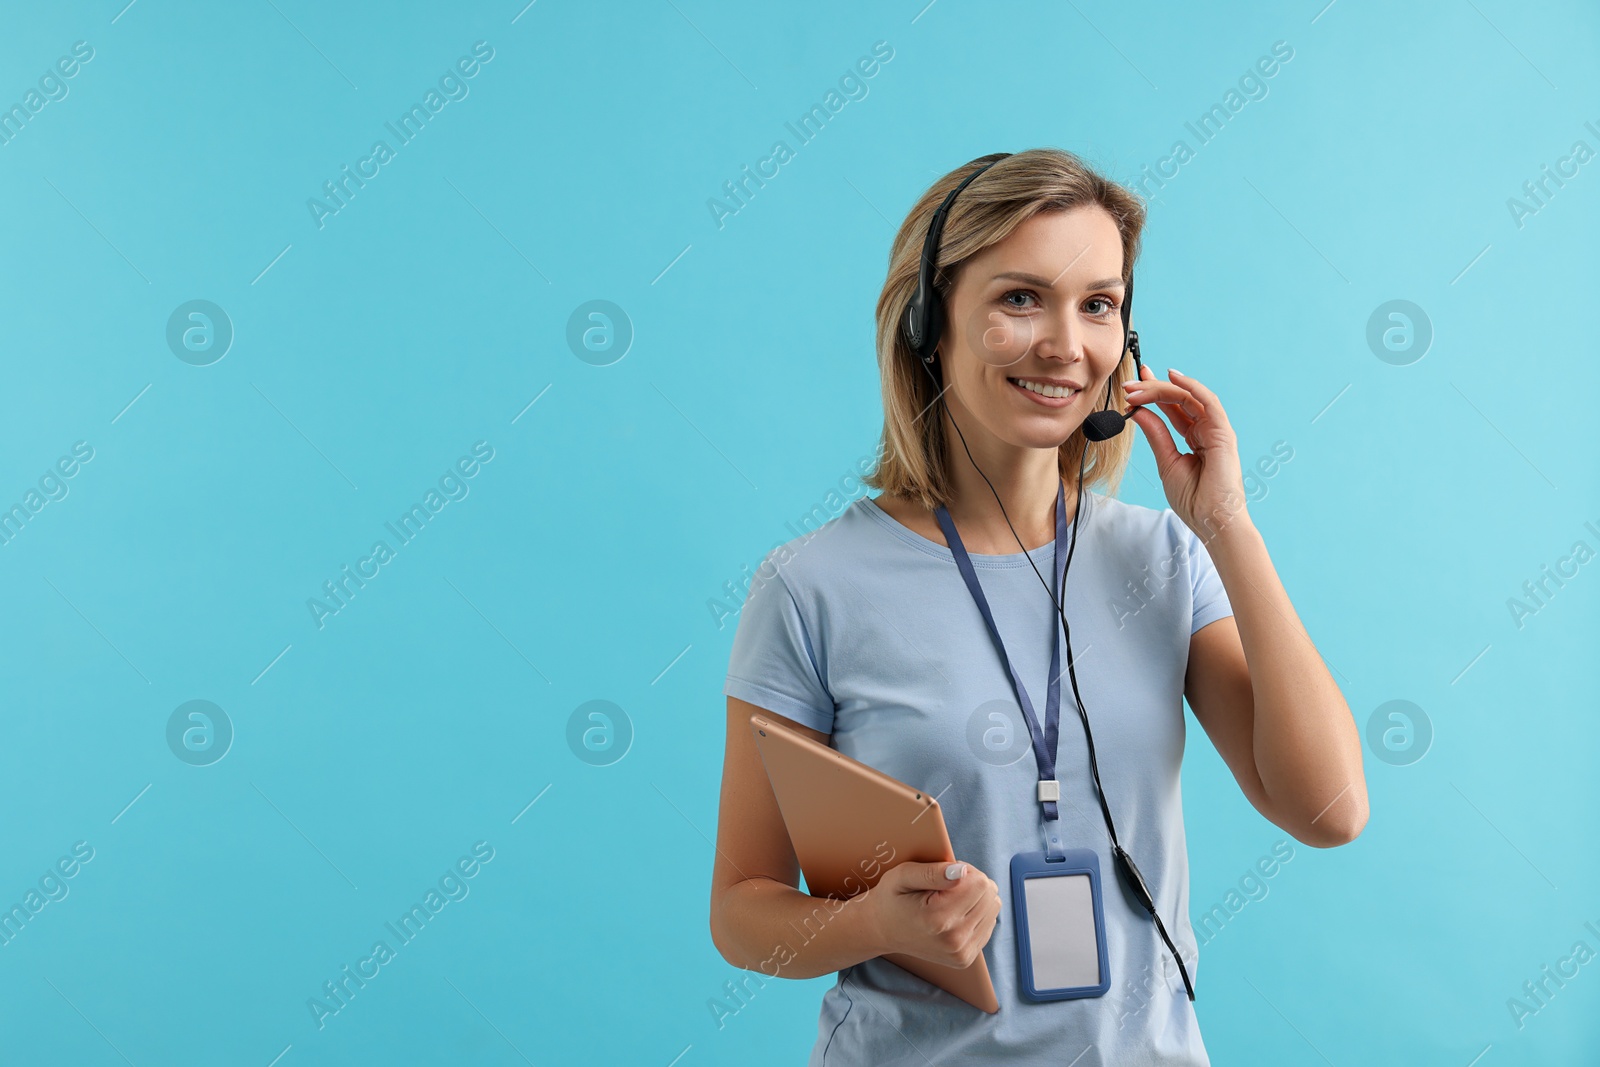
[945,863,966,880]
[1168,368,1184,377]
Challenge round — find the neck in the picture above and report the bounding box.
[939,408,1071,555]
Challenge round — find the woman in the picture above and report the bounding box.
[709,148,1368,1065]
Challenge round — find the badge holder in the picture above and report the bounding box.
[1010,846,1111,1002]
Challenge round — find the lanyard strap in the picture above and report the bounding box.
[934,482,1071,825]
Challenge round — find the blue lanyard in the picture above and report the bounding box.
[934,481,1072,826]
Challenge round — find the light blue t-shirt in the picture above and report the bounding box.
[723,490,1235,1067]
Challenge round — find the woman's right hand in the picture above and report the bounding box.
[863,859,1002,969]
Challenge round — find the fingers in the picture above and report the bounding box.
[1167,369,1231,431]
[1126,379,1198,447]
[929,865,1002,965]
[1160,369,1234,437]
[1124,367,1202,430]
[1131,406,1185,477]
[958,884,1003,946]
[1124,366,1208,473]
[961,890,1002,948]
[955,871,997,921]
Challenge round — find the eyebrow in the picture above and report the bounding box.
[990,271,1126,291]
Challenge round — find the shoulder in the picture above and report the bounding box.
[1088,494,1227,635]
[1089,492,1189,546]
[750,496,885,602]
[1087,493,1209,574]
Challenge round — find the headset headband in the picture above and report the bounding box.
[902,154,1011,365]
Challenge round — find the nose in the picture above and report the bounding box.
[1031,304,1085,365]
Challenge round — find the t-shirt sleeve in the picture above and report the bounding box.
[1183,520,1235,635]
[722,562,836,735]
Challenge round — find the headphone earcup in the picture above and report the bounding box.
[903,284,928,359]
[922,293,944,364]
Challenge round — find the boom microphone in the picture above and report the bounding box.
[1081,272,1143,442]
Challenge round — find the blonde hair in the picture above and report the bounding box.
[864,148,1148,512]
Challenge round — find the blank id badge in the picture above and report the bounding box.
[1010,848,1111,1001]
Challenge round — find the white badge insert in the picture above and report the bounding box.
[1010,848,1111,1001]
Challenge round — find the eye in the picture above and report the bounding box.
[999,289,1039,310]
[1085,296,1119,317]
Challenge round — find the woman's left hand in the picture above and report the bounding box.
[1122,366,1250,539]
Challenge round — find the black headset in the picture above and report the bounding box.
[900,152,1197,1002]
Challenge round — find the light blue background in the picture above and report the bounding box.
[1,1,1596,1064]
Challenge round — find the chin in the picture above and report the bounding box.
[1005,424,1083,451]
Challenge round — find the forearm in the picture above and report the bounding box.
[712,877,887,980]
[1205,518,1369,845]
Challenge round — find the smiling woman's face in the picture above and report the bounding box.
[939,204,1128,452]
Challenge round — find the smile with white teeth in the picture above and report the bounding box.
[1008,378,1078,399]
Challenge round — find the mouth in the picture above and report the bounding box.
[1007,376,1082,406]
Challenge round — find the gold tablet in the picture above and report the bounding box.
[749,712,1000,1014]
